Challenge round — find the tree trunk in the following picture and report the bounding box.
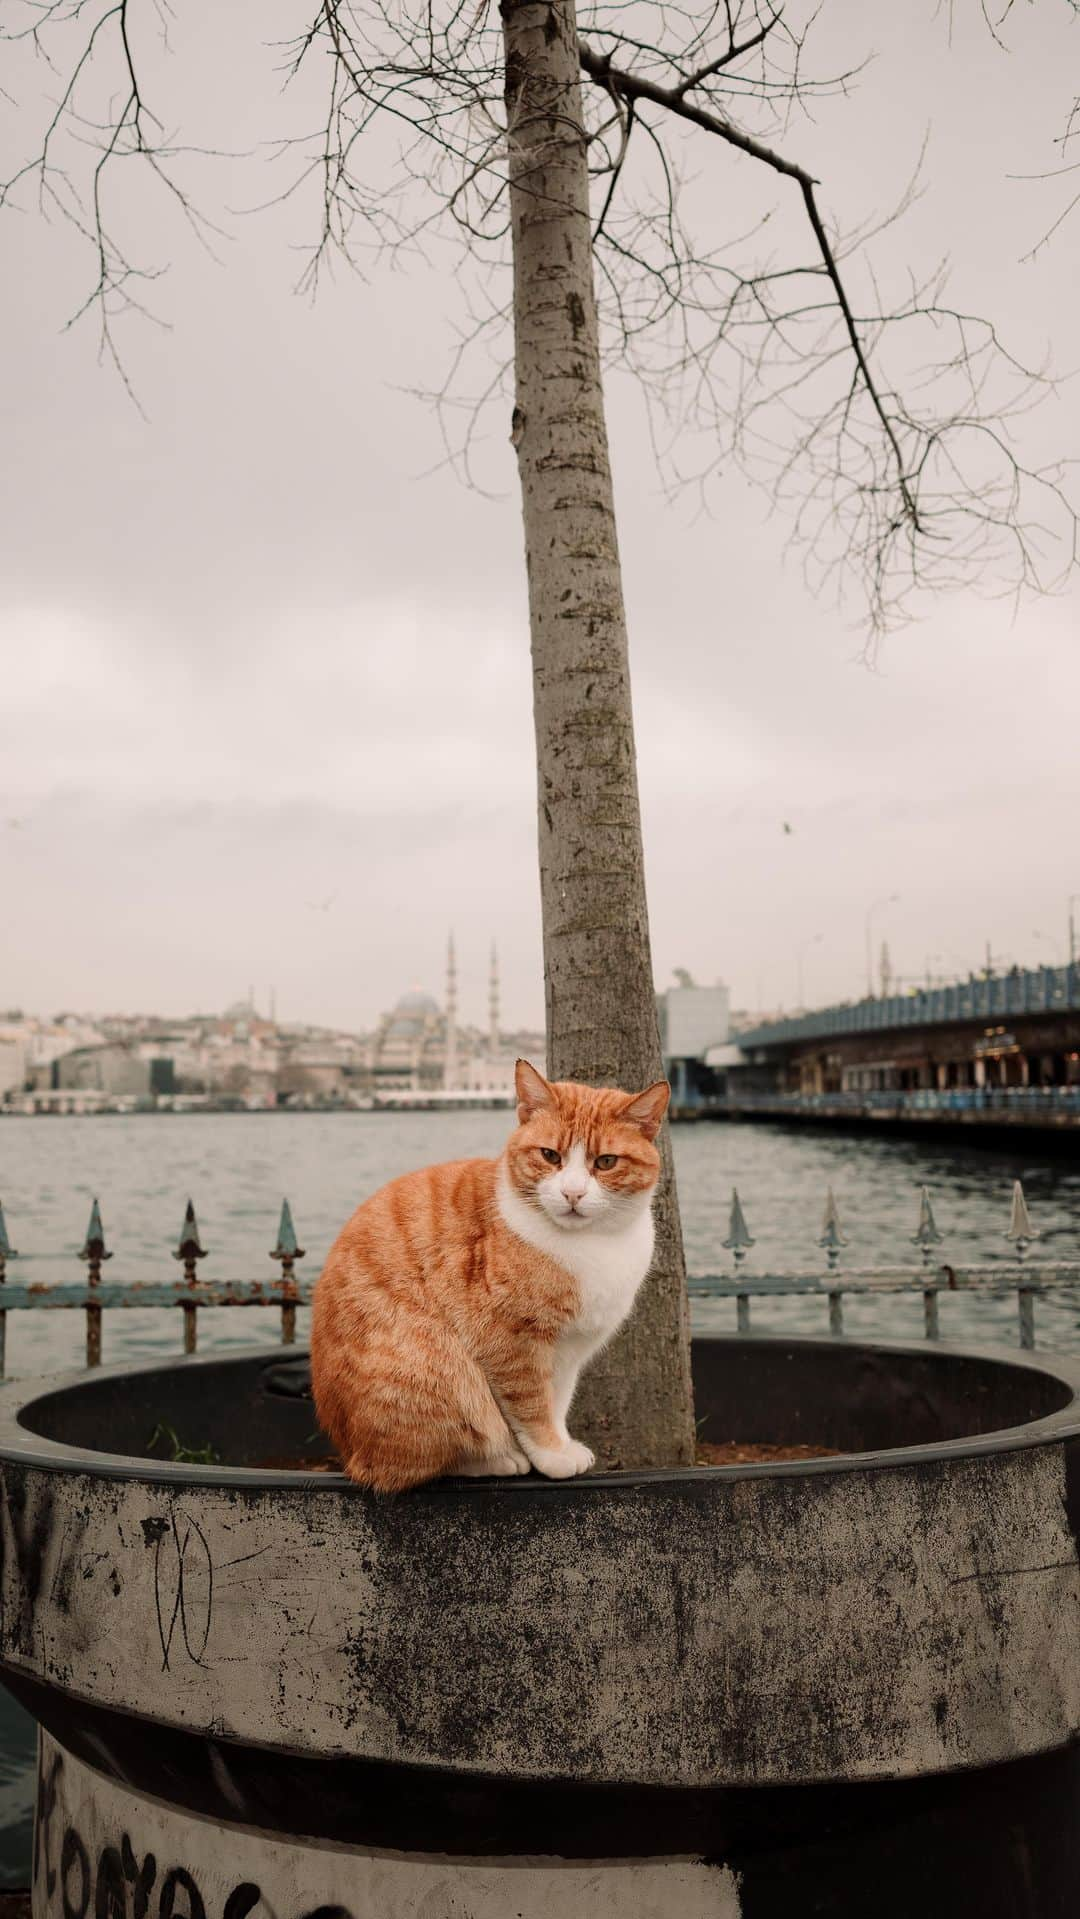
[501,0,695,1469]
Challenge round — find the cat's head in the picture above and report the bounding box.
[505,1060,669,1232]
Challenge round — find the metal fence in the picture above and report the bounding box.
[0,1196,306,1376]
[0,1180,1075,1375]
[687,1181,1078,1349]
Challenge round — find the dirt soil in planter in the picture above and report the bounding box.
[694,1440,843,1465]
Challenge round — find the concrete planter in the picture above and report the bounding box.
[1,1334,1079,1916]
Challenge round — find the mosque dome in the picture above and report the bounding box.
[394,990,440,1017]
[383,988,441,1041]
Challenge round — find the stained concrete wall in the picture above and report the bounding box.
[2,1440,1078,1791]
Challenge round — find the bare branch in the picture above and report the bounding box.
[2,0,1074,628]
[579,35,920,532]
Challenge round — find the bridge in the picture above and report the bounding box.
[686,962,1080,1136]
[737,963,1080,1059]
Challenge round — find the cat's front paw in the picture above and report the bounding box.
[530,1438,595,1480]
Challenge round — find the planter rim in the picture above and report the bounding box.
[2,1330,1079,1493]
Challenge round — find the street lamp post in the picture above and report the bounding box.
[865,895,900,999]
[1069,896,1079,970]
[1033,930,1066,967]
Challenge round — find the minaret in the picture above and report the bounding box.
[489,940,500,1055]
[444,932,459,1089]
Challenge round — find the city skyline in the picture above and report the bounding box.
[4,925,1078,1038]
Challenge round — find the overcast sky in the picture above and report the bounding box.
[2,1,1077,1033]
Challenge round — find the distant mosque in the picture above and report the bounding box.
[366,937,542,1094]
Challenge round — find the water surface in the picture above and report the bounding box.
[0,1112,1078,1879]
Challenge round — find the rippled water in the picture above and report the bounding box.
[0,1112,1078,1879]
[3,1110,1079,1369]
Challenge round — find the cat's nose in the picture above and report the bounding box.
[561,1178,589,1203]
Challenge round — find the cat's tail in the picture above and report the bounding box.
[342,1400,516,1493]
[343,1425,518,1494]
[316,1311,514,1493]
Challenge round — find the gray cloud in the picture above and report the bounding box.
[1,2,1077,1029]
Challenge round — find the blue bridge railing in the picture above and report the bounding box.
[717,1087,1080,1119]
[739,962,1080,1050]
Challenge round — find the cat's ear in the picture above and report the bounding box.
[515,1059,555,1123]
[618,1080,670,1141]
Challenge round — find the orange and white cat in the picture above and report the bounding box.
[310,1060,669,1491]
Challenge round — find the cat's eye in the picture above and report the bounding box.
[540,1147,562,1166]
[595,1153,618,1170]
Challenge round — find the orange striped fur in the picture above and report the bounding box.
[310,1061,669,1490]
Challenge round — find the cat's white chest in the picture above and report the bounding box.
[496,1172,655,1342]
[555,1212,655,1338]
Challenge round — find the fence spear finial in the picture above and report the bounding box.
[271,1199,305,1347]
[818,1187,849,1272]
[270,1198,305,1264]
[722,1188,755,1267]
[911,1186,944,1268]
[1005,1180,1040,1261]
[173,1198,206,1357]
[79,1198,112,1267]
[172,1198,207,1265]
[79,1196,112,1367]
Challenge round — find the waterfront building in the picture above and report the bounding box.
[0,1034,24,1098]
[458,1037,546,1094]
[54,1042,176,1099]
[0,1013,107,1097]
[444,935,460,1091]
[658,972,731,1108]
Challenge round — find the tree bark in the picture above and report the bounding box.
[501,0,695,1469]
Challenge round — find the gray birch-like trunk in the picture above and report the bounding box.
[501,0,696,1468]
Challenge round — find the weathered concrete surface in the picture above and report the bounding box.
[6,1339,1080,1916]
[33,1733,743,1919]
[1,1438,1078,1788]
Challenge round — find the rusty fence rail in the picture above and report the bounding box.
[0,1197,307,1376]
[0,1182,1076,1375]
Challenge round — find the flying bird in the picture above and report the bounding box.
[782,821,793,835]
